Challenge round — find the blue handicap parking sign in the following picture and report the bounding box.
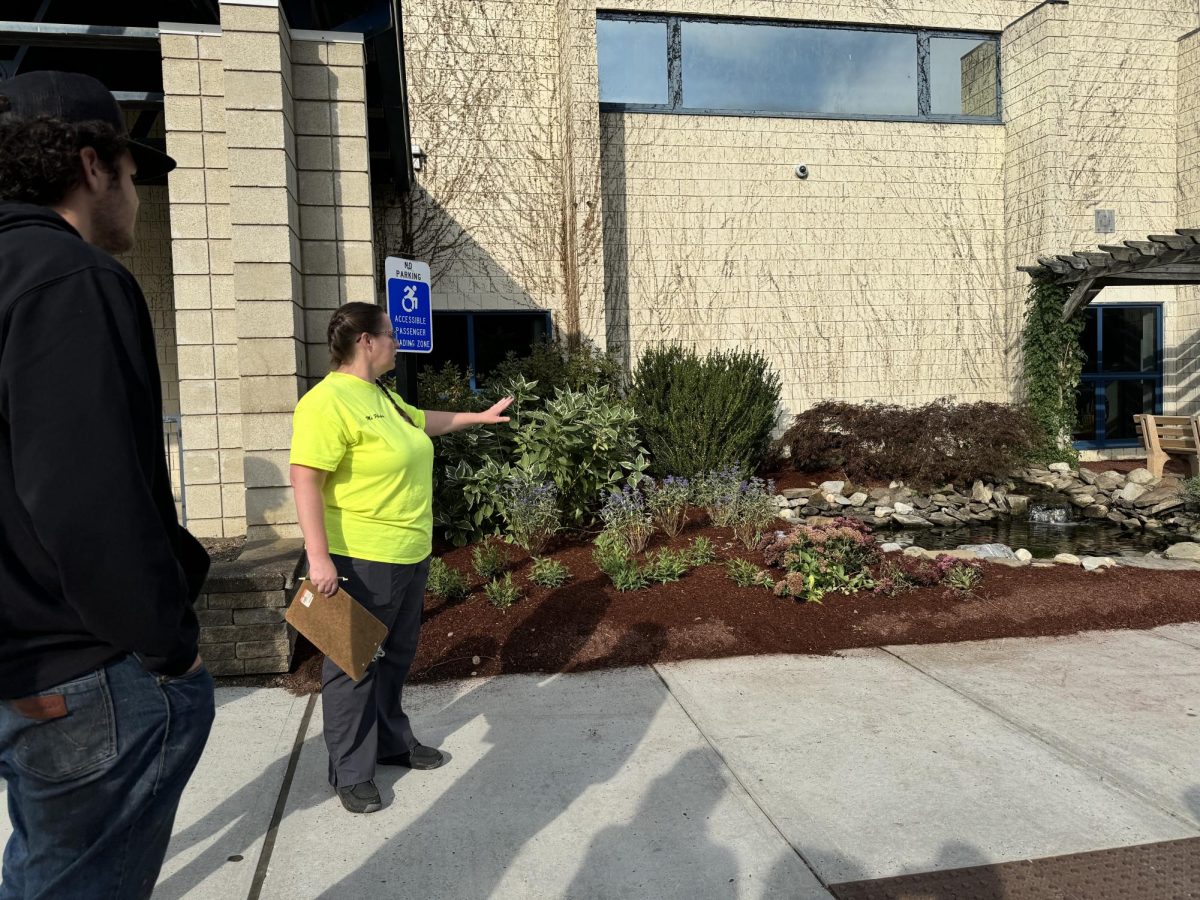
[385,257,432,353]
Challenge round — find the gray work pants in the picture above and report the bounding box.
[322,553,430,788]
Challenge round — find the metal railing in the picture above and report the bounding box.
[163,415,187,526]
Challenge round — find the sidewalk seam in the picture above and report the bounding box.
[880,646,1200,834]
[650,664,835,895]
[246,692,318,900]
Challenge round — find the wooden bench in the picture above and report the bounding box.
[1133,414,1200,477]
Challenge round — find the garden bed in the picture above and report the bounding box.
[275,517,1200,694]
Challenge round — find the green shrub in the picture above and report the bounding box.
[487,337,622,394]
[644,548,689,585]
[769,399,1038,488]
[684,536,716,567]
[434,379,648,545]
[725,558,773,589]
[631,345,781,478]
[1184,475,1200,503]
[415,361,486,412]
[592,530,648,591]
[484,573,521,609]
[471,539,510,579]
[426,557,470,602]
[529,557,571,588]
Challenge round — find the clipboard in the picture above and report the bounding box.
[285,580,389,682]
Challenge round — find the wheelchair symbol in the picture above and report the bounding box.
[400,285,420,313]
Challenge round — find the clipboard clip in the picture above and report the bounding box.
[372,647,386,662]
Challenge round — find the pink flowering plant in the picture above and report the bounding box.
[759,517,879,603]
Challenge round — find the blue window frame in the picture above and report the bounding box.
[596,13,1001,124]
[417,310,552,396]
[1073,304,1164,450]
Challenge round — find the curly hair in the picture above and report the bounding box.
[0,96,128,206]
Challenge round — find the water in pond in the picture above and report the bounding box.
[884,488,1178,559]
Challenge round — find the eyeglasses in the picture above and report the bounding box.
[360,330,396,342]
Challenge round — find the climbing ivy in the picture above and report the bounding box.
[1021,279,1084,464]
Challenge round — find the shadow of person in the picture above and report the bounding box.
[562,746,741,898]
[153,729,327,900]
[312,619,670,899]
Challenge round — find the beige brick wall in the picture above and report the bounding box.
[117,185,179,417]
[292,34,376,384]
[163,24,244,538]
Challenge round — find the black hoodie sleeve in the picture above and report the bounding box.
[0,266,198,674]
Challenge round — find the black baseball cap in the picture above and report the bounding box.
[0,70,176,182]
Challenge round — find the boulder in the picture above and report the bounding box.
[1048,462,1073,474]
[780,488,812,500]
[1094,472,1124,491]
[1127,468,1156,485]
[1134,485,1182,509]
[1014,548,1033,563]
[868,487,891,501]
[893,501,914,515]
[971,480,993,503]
[874,506,895,518]
[928,511,959,526]
[1146,498,1186,516]
[1114,483,1148,505]
[1082,504,1109,519]
[912,496,933,510]
[1081,556,1117,571]
[892,513,931,527]
[1078,469,1098,486]
[938,548,983,560]
[969,510,997,522]
[956,543,1016,559]
[818,480,845,495]
[847,492,868,507]
[833,495,854,506]
[1165,541,1200,561]
[1068,494,1095,508]
[903,546,932,559]
[879,542,904,553]
[1006,495,1030,515]
[1054,553,1081,565]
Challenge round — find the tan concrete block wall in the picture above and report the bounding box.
[117,185,179,417]
[163,26,245,538]
[378,0,574,341]
[222,0,304,540]
[1174,31,1200,414]
[291,35,376,384]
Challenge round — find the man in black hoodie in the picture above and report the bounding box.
[0,72,215,899]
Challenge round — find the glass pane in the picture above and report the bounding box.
[1074,384,1097,442]
[597,19,668,105]
[1104,379,1156,441]
[681,22,917,116]
[1080,309,1098,374]
[474,315,550,384]
[930,37,997,116]
[1101,306,1157,373]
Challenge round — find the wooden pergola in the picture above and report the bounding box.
[1017,229,1200,319]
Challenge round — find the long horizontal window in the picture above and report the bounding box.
[597,14,1000,123]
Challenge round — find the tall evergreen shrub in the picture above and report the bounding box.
[631,345,781,478]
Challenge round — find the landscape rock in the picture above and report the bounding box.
[893,501,914,515]
[971,481,993,503]
[1006,495,1030,515]
[903,546,932,559]
[1054,553,1081,565]
[1014,548,1033,563]
[1164,541,1200,561]
[1127,468,1156,485]
[1115,483,1148,504]
[928,511,959,526]
[780,488,812,500]
[818,480,845,495]
[892,513,931,527]
[1134,485,1182,509]
[1078,469,1098,485]
[1082,504,1109,519]
[1068,494,1095,508]
[1080,556,1117,571]
[874,506,895,518]
[1048,462,1072,474]
[879,542,904,553]
[1094,472,1124,491]
[847,492,868,507]
[957,543,1016,559]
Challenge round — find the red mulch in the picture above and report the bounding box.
[273,516,1200,694]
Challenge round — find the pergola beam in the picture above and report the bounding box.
[0,21,159,51]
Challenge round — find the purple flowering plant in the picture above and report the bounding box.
[498,472,561,557]
[644,476,691,537]
[599,486,654,554]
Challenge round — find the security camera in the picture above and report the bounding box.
[794,164,809,179]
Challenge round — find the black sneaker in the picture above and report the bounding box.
[378,742,445,770]
[336,780,382,814]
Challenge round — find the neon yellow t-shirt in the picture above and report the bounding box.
[289,372,434,565]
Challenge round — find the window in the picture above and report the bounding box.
[416,311,551,398]
[1073,305,1163,449]
[596,14,1001,123]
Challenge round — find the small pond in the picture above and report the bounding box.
[883,488,1181,559]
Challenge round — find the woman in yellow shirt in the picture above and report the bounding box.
[289,302,511,814]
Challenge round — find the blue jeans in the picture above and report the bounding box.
[0,654,214,899]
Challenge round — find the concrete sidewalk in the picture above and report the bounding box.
[3,625,1199,898]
